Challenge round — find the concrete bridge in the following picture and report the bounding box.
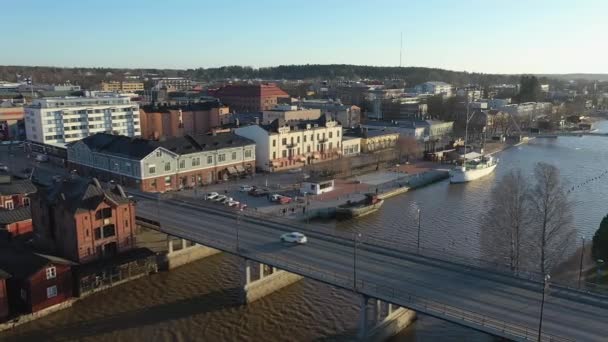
[134,192,608,341]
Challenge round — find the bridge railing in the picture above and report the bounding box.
[141,192,608,296]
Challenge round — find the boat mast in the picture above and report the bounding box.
[463,93,469,167]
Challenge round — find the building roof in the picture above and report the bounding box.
[0,207,31,224]
[73,132,255,160]
[0,175,37,196]
[44,177,131,214]
[140,100,223,113]
[213,83,289,98]
[0,242,75,279]
[260,114,335,133]
[343,127,398,139]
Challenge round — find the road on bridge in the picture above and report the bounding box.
[135,195,608,342]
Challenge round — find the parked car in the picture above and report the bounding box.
[249,188,269,197]
[278,196,292,204]
[270,194,282,202]
[219,196,233,204]
[280,232,308,244]
[205,192,219,200]
[213,195,227,202]
[288,168,302,173]
[239,185,254,192]
[0,164,8,172]
[226,200,240,207]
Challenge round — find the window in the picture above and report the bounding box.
[297,136,300,143]
[46,266,57,280]
[337,130,340,137]
[272,140,276,147]
[5,201,14,210]
[149,165,156,174]
[282,150,287,158]
[164,162,171,171]
[245,150,252,158]
[164,176,171,186]
[232,152,237,160]
[94,227,102,239]
[218,154,226,162]
[207,156,213,164]
[303,135,307,142]
[179,160,185,169]
[307,146,311,153]
[272,152,276,159]
[329,131,333,138]
[102,224,116,238]
[282,138,287,146]
[95,207,112,220]
[329,142,333,149]
[192,157,200,166]
[21,289,27,301]
[156,151,162,157]
[23,198,30,206]
[46,285,58,299]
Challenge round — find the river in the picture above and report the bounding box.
[5,122,608,342]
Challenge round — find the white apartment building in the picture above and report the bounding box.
[414,81,453,97]
[25,95,140,147]
[235,115,342,172]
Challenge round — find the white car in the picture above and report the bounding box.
[219,196,233,204]
[239,185,254,192]
[213,195,227,202]
[280,232,308,244]
[288,168,302,173]
[226,200,240,207]
[205,192,219,200]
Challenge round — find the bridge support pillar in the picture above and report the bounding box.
[241,260,302,304]
[160,236,220,270]
[358,296,416,341]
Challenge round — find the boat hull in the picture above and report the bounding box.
[449,163,497,183]
[336,200,384,219]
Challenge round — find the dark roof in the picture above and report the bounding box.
[0,176,37,196]
[261,114,333,133]
[44,177,130,213]
[73,132,255,159]
[0,243,74,279]
[343,127,398,139]
[140,99,223,113]
[0,207,31,224]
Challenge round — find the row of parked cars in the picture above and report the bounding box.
[204,192,247,209]
[239,185,295,204]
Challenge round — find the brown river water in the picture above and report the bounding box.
[5,122,608,342]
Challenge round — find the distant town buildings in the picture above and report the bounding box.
[341,136,361,157]
[292,99,361,128]
[414,81,453,97]
[100,81,144,93]
[31,178,136,263]
[24,95,141,147]
[151,77,193,91]
[235,115,341,172]
[212,84,290,112]
[67,132,256,192]
[343,127,399,153]
[138,101,230,140]
[0,104,25,140]
[262,105,322,124]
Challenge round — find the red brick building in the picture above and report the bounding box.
[0,270,9,321]
[0,173,36,210]
[31,178,136,263]
[212,83,289,112]
[0,207,33,239]
[0,245,74,315]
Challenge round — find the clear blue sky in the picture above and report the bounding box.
[2,0,607,74]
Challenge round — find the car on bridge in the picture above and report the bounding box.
[280,232,307,244]
[213,195,227,202]
[205,192,219,200]
[239,185,254,192]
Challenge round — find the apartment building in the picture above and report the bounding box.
[139,101,230,140]
[67,133,256,192]
[262,105,322,123]
[31,178,136,263]
[212,84,289,112]
[151,77,193,91]
[414,81,453,97]
[0,105,25,141]
[24,96,141,147]
[100,81,144,93]
[293,99,361,128]
[235,115,342,172]
[343,127,399,153]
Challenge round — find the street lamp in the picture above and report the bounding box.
[598,259,605,284]
[353,232,362,291]
[578,237,585,288]
[416,208,422,254]
[537,274,551,342]
[236,208,241,253]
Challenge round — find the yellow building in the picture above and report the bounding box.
[343,127,399,153]
[101,81,144,92]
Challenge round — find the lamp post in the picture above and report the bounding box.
[598,259,605,284]
[236,208,241,253]
[578,237,585,288]
[537,274,551,342]
[353,232,362,291]
[416,208,421,254]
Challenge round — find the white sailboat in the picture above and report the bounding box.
[449,99,499,184]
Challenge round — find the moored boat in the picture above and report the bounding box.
[336,194,384,219]
[449,155,498,183]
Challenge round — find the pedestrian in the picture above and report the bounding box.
[303,206,306,214]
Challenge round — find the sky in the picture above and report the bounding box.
[2,0,607,74]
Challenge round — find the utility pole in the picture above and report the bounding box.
[353,232,361,291]
[578,237,585,288]
[537,274,550,342]
[416,208,421,254]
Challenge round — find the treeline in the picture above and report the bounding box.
[0,64,536,88]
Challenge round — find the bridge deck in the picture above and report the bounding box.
[135,194,608,342]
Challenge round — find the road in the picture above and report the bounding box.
[134,195,608,342]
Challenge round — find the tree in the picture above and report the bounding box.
[592,214,608,261]
[516,75,543,103]
[396,136,420,163]
[527,162,575,275]
[484,170,530,272]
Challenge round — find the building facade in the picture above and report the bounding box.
[343,127,399,153]
[139,102,230,140]
[294,99,361,128]
[415,82,453,97]
[0,173,36,210]
[235,115,342,172]
[342,136,361,156]
[0,106,25,141]
[0,207,33,238]
[262,105,322,123]
[212,84,289,112]
[31,178,135,263]
[24,96,141,146]
[67,133,256,192]
[100,81,145,93]
[151,77,193,91]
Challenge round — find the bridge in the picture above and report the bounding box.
[133,192,608,341]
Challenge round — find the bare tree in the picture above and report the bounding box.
[396,136,420,163]
[528,162,575,275]
[484,169,530,272]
